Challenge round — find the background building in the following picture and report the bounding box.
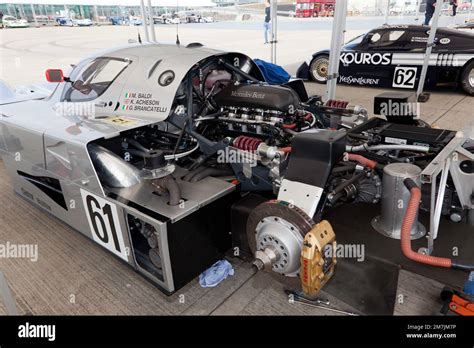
[0,0,217,22]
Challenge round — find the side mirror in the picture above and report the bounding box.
[45,69,64,83]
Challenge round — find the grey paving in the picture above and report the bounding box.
[0,272,18,315]
[394,270,446,316]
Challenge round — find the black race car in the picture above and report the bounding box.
[297,25,474,95]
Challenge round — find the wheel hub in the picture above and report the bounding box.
[255,216,304,276]
[312,58,329,82]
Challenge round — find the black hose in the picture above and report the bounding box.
[172,120,188,156]
[283,128,297,136]
[199,110,224,119]
[347,133,369,141]
[452,263,474,272]
[201,70,212,97]
[332,171,366,195]
[190,167,233,182]
[183,166,208,182]
[193,85,204,103]
[126,138,153,154]
[404,178,418,191]
[332,164,356,174]
[187,72,194,121]
[328,192,345,205]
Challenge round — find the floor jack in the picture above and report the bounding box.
[440,287,474,316]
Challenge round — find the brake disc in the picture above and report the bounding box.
[246,200,315,276]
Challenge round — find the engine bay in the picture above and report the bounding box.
[83,53,474,296]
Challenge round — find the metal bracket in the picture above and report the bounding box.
[420,128,474,254]
[277,179,324,218]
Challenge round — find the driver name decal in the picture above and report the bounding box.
[340,52,392,66]
[122,92,168,113]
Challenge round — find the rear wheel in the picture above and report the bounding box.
[460,60,474,96]
[309,55,330,84]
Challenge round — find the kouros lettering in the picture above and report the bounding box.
[340,52,392,66]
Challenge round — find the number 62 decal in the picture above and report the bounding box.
[80,189,129,261]
[393,67,418,89]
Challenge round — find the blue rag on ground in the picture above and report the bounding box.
[198,260,235,288]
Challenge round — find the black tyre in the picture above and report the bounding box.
[460,60,474,96]
[309,55,329,84]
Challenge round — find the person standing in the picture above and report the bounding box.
[451,0,458,16]
[424,0,437,25]
[264,0,271,44]
[0,12,3,29]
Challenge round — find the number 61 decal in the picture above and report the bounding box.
[80,189,129,262]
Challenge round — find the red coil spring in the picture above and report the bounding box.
[326,99,349,109]
[233,136,263,151]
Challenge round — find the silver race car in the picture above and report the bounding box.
[1,43,473,296]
